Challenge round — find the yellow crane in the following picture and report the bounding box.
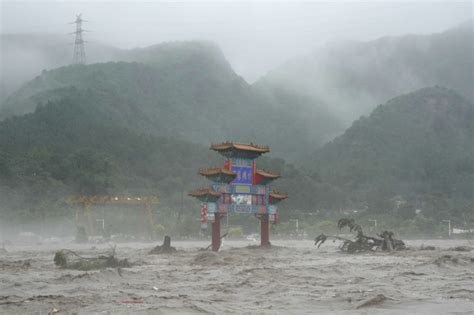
[67,196,159,238]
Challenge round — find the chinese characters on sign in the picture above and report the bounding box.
[231,166,253,185]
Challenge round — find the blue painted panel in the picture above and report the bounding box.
[231,158,253,167]
[231,165,253,185]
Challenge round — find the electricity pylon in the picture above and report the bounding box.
[71,14,86,64]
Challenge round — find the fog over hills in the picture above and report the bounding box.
[2,22,472,158]
[2,20,472,137]
[1,41,341,160]
[0,34,123,102]
[0,16,472,228]
[257,21,474,126]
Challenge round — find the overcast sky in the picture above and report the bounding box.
[1,1,472,82]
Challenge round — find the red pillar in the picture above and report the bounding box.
[260,214,270,247]
[211,213,221,252]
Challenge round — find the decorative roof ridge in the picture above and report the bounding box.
[210,141,270,153]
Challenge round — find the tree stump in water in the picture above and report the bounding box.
[149,236,176,254]
[381,231,394,252]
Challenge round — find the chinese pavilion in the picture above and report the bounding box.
[189,142,287,251]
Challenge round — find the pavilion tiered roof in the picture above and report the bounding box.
[198,167,236,177]
[256,169,280,179]
[188,187,221,198]
[269,190,289,200]
[210,142,270,154]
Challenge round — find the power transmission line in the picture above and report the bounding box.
[71,14,87,64]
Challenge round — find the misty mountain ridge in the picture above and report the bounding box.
[0,35,232,102]
[257,20,473,126]
[1,41,341,159]
[1,40,239,115]
[0,33,123,102]
[308,86,473,217]
[3,20,471,113]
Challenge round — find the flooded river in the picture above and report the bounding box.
[1,239,473,314]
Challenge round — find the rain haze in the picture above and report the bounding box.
[1,1,472,81]
[0,1,473,314]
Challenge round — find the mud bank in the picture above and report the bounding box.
[0,240,473,314]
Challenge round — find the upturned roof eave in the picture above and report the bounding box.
[210,141,270,154]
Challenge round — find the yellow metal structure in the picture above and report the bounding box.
[67,196,159,237]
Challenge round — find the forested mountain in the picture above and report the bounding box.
[4,21,471,158]
[2,86,471,226]
[1,41,341,159]
[308,87,474,222]
[0,90,212,219]
[0,90,321,226]
[1,27,472,233]
[257,21,473,126]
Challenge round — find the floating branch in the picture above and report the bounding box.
[315,218,405,253]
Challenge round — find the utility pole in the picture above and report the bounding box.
[442,219,451,238]
[289,219,299,236]
[368,219,377,233]
[71,14,86,64]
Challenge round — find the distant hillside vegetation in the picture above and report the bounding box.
[0,90,318,223]
[308,87,474,220]
[0,90,217,216]
[1,41,341,159]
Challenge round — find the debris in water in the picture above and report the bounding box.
[201,232,228,251]
[53,246,131,270]
[118,298,144,304]
[356,294,388,309]
[193,251,222,265]
[449,246,471,252]
[0,260,31,271]
[149,236,176,254]
[419,245,436,250]
[315,218,405,253]
[432,255,460,267]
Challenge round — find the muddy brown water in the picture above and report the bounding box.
[0,239,473,314]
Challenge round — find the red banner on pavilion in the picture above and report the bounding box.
[201,203,208,229]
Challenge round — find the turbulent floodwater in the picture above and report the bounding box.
[1,239,473,314]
